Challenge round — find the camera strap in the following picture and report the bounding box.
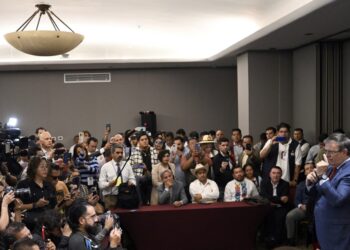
[116,152,131,183]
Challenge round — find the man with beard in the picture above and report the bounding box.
[67,201,122,250]
[224,166,259,202]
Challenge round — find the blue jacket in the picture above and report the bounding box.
[309,159,350,250]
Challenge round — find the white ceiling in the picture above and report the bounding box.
[0,0,338,67]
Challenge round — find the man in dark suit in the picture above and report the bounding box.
[260,166,289,248]
[158,169,188,206]
[306,133,350,250]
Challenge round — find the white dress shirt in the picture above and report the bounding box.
[99,159,136,196]
[224,178,259,202]
[189,178,219,203]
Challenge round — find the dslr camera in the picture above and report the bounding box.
[4,186,31,199]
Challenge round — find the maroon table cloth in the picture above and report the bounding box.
[116,202,270,250]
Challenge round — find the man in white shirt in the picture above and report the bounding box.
[189,164,219,203]
[99,144,136,209]
[260,122,302,186]
[224,166,259,202]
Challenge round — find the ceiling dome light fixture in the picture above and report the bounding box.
[4,3,84,56]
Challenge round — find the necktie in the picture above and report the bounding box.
[328,166,337,180]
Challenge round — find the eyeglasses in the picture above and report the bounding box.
[325,150,341,156]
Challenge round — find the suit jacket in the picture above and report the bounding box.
[212,153,234,188]
[309,158,350,250]
[259,178,289,206]
[157,180,188,205]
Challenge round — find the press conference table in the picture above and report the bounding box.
[116,202,270,250]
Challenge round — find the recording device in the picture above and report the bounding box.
[275,136,287,142]
[88,150,102,160]
[99,211,120,228]
[195,143,201,152]
[135,127,146,132]
[89,186,98,196]
[63,152,72,164]
[0,126,28,162]
[106,124,111,133]
[78,132,84,144]
[245,144,252,151]
[4,186,31,199]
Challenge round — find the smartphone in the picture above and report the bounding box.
[90,187,97,196]
[106,123,111,132]
[78,132,84,144]
[275,136,286,142]
[195,143,201,152]
[63,152,72,164]
[135,126,146,132]
[245,144,252,150]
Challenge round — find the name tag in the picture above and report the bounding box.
[116,176,122,187]
[87,176,94,186]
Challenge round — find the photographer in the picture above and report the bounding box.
[0,161,18,187]
[75,138,110,189]
[0,188,15,231]
[238,135,261,176]
[16,157,57,229]
[49,164,74,211]
[36,209,71,249]
[67,201,122,250]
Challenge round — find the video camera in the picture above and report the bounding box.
[0,125,29,162]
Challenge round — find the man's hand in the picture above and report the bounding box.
[315,154,329,177]
[109,228,122,248]
[104,215,114,230]
[173,201,183,207]
[306,171,318,185]
[194,194,202,203]
[104,141,111,150]
[244,149,253,156]
[220,161,228,172]
[61,223,72,237]
[46,239,56,250]
[280,196,288,204]
[87,194,99,205]
[109,178,117,187]
[165,179,173,189]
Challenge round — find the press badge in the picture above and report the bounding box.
[115,176,122,187]
[87,176,94,186]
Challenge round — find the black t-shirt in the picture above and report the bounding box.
[16,178,57,212]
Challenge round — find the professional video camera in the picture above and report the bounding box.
[0,123,29,162]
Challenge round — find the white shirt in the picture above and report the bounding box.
[224,178,259,202]
[263,138,302,181]
[99,159,136,196]
[189,179,219,203]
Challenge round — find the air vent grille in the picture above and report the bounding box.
[64,73,111,83]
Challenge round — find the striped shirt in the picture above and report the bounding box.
[75,152,99,187]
